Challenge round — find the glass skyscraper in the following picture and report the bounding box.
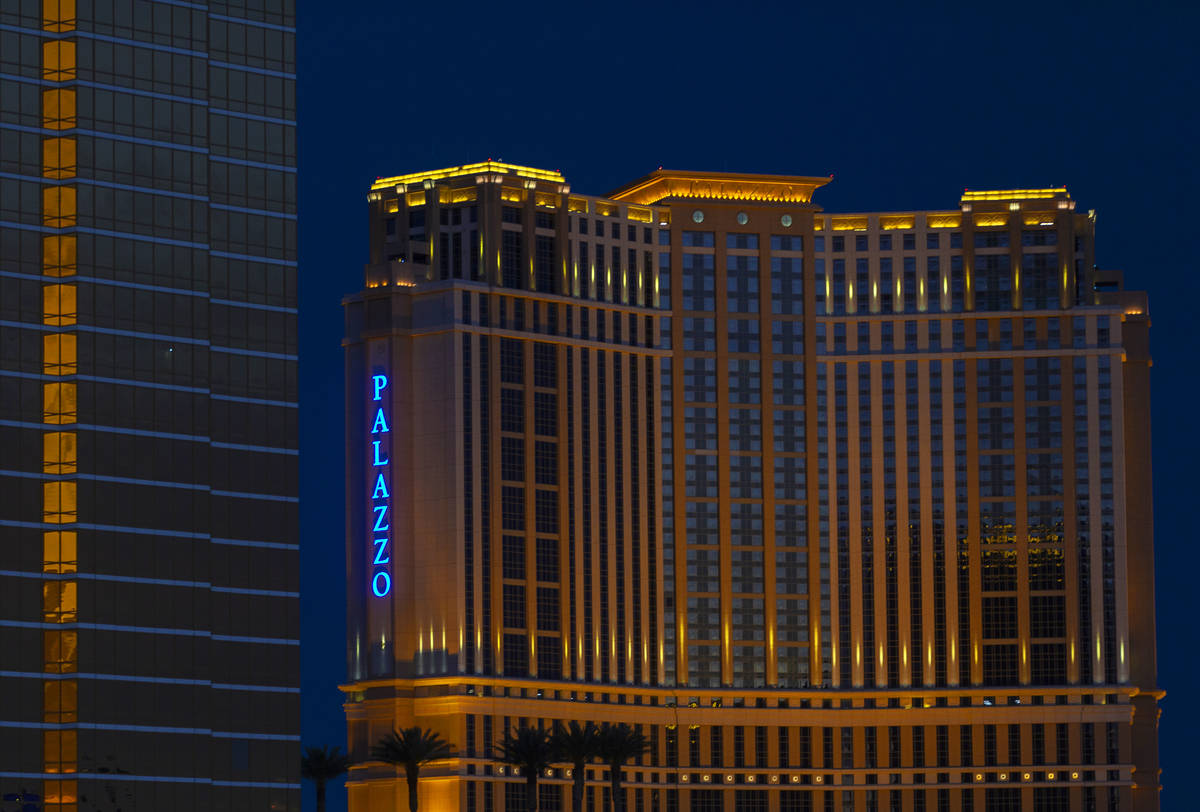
[343,163,1159,812]
[0,2,298,809]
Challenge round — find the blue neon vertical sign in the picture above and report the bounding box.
[369,372,392,597]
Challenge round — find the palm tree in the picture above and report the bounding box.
[371,726,453,812]
[550,721,602,812]
[300,745,350,812]
[496,725,556,812]
[597,723,649,812]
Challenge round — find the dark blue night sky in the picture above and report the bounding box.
[297,3,1199,809]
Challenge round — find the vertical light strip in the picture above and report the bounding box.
[42,2,79,806]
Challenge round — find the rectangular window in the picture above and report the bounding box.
[42,481,76,524]
[42,137,77,179]
[42,88,77,129]
[43,334,77,375]
[43,531,77,574]
[42,431,76,474]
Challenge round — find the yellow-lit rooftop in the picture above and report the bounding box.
[608,169,831,205]
[960,187,1069,202]
[371,160,565,191]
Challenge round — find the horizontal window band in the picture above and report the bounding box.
[209,60,296,80]
[0,570,296,597]
[211,682,299,693]
[1,270,293,310]
[0,721,298,740]
[0,569,209,588]
[208,13,297,33]
[0,268,207,297]
[210,154,296,173]
[0,71,207,105]
[0,518,209,538]
[211,441,298,455]
[209,106,296,127]
[75,29,208,58]
[80,226,209,249]
[211,393,298,408]
[211,586,298,598]
[2,221,210,250]
[212,633,298,646]
[0,770,299,788]
[211,345,297,361]
[0,320,296,359]
[0,469,207,491]
[81,78,206,106]
[209,250,297,267]
[0,122,208,153]
[0,471,295,501]
[0,318,210,345]
[210,489,298,504]
[0,671,298,693]
[0,619,298,645]
[211,731,300,741]
[0,170,208,202]
[211,201,296,220]
[212,537,298,551]
[0,418,209,441]
[211,297,297,313]
[0,368,209,392]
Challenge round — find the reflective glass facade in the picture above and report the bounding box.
[0,2,298,809]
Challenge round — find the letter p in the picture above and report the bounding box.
[372,374,388,401]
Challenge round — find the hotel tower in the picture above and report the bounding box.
[0,2,298,810]
[343,162,1159,812]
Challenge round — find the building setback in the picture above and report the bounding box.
[342,162,1159,812]
[0,2,298,810]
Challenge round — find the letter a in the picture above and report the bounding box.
[371,408,390,434]
[372,473,390,500]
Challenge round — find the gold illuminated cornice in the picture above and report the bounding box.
[371,160,564,191]
[607,169,831,205]
[961,187,1069,202]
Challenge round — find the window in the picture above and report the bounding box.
[536,537,558,582]
[536,587,559,630]
[501,486,525,530]
[502,535,525,579]
[501,436,524,481]
[533,392,557,436]
[500,389,524,432]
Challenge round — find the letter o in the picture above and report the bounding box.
[372,570,392,597]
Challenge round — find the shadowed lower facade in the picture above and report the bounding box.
[342,162,1159,812]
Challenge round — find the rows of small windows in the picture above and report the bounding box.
[814,229,1057,254]
[571,239,662,305]
[457,293,657,349]
[572,216,659,245]
[815,259,1062,316]
[459,715,1118,776]
[466,783,1093,812]
[209,16,296,73]
[675,248,804,318]
[813,316,1111,355]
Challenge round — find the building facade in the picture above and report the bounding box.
[0,2,298,810]
[342,162,1159,812]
